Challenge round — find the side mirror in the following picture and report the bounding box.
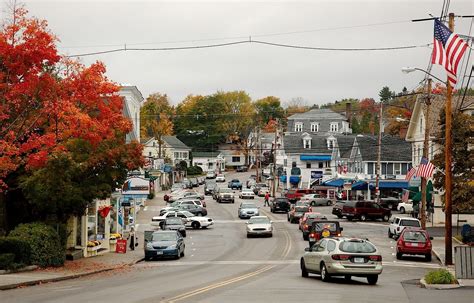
[304,247,310,252]
[430,236,434,240]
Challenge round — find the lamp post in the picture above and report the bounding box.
[402,62,453,265]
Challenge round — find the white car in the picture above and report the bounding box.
[388,216,421,238]
[152,210,213,229]
[397,200,413,214]
[168,191,204,203]
[216,174,226,182]
[246,216,273,237]
[206,171,216,179]
[239,189,255,199]
[257,187,270,197]
[160,199,205,215]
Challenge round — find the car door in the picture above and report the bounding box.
[390,217,400,233]
[305,239,322,271]
[310,239,327,272]
[370,203,382,218]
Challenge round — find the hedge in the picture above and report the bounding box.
[0,237,31,267]
[187,165,203,176]
[424,269,456,284]
[0,253,16,270]
[9,222,65,267]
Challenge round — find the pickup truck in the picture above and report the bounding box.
[285,189,317,203]
[217,188,235,203]
[228,179,243,190]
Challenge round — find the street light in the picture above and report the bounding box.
[401,67,447,84]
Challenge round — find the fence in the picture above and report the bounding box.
[455,246,474,279]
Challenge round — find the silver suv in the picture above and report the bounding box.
[217,187,235,203]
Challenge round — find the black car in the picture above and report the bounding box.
[270,197,291,213]
[236,166,248,172]
[161,217,187,237]
[204,182,217,195]
[379,197,400,210]
[144,231,185,260]
[332,201,346,218]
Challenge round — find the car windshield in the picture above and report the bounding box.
[242,189,252,193]
[180,211,194,217]
[339,240,376,253]
[152,232,178,241]
[306,217,327,225]
[241,203,257,209]
[248,217,270,224]
[165,218,183,225]
[295,206,310,212]
[220,188,233,193]
[231,179,239,182]
[402,231,427,242]
[400,220,421,227]
[313,222,338,231]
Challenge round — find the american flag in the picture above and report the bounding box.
[416,157,435,178]
[402,189,409,203]
[405,166,417,181]
[432,19,469,86]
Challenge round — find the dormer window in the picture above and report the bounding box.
[295,122,303,132]
[304,139,311,149]
[327,137,336,149]
[310,122,319,132]
[330,122,338,132]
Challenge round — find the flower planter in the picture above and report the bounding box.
[109,239,117,245]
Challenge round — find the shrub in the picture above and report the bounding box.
[187,165,203,176]
[0,237,31,266]
[424,269,456,284]
[0,253,15,270]
[9,222,65,267]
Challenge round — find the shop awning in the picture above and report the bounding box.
[378,181,409,189]
[352,181,373,191]
[300,155,332,161]
[323,179,345,187]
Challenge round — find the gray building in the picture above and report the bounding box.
[287,108,352,134]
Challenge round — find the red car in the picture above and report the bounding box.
[396,228,433,261]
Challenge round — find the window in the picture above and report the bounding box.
[318,162,323,168]
[367,162,374,175]
[295,122,303,132]
[306,162,311,168]
[232,156,241,163]
[382,163,387,175]
[174,152,179,159]
[149,152,152,156]
[310,123,319,132]
[330,122,338,132]
[327,240,336,252]
[394,163,401,175]
[304,139,311,149]
[387,163,394,175]
[420,117,423,133]
[401,163,408,174]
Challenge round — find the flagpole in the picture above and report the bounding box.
[420,78,432,229]
[444,12,454,266]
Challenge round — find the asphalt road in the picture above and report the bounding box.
[1,171,472,303]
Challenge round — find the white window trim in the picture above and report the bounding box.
[295,122,303,132]
[330,122,338,132]
[310,122,319,132]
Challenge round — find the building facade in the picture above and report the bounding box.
[287,108,352,135]
[119,86,144,143]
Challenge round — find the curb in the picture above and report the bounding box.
[0,257,144,291]
[0,265,38,275]
[420,278,461,289]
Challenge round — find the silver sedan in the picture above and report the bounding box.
[246,216,273,238]
[300,237,383,285]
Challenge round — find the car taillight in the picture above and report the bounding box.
[369,255,382,261]
[332,254,351,261]
[304,224,308,230]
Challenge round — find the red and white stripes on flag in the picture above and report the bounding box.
[416,157,435,178]
[405,166,417,181]
[402,189,409,203]
[432,19,469,86]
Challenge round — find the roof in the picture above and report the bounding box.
[260,132,275,144]
[287,108,348,121]
[335,135,356,158]
[162,136,190,150]
[192,151,221,158]
[283,133,332,154]
[355,135,411,162]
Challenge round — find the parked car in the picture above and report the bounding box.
[258,186,270,197]
[246,178,256,189]
[253,183,268,195]
[239,188,255,199]
[307,221,343,245]
[216,187,235,203]
[396,228,433,261]
[342,201,391,222]
[216,174,226,182]
[300,237,383,285]
[238,202,260,219]
[332,201,346,218]
[397,200,414,214]
[183,179,193,189]
[161,217,187,237]
[189,178,199,187]
[246,216,273,238]
[300,213,328,240]
[379,197,400,210]
[388,217,421,238]
[288,206,311,223]
[204,181,217,195]
[300,194,333,207]
[161,199,203,214]
[228,179,243,190]
[285,188,317,203]
[168,191,204,203]
[144,230,185,260]
[152,210,214,229]
[236,166,248,172]
[171,183,185,192]
[270,197,291,213]
[206,171,216,179]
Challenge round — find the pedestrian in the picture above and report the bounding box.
[128,227,138,251]
[264,192,270,207]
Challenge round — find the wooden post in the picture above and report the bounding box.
[272,119,278,197]
[420,78,432,229]
[255,127,260,183]
[375,102,383,203]
[444,13,454,266]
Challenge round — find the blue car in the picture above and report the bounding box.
[145,230,185,261]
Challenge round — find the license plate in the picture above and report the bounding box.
[156,251,163,255]
[354,257,365,263]
[410,243,419,247]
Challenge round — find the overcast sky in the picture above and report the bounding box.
[15,0,474,105]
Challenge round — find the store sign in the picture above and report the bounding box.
[116,239,127,253]
[122,177,150,195]
[311,171,323,180]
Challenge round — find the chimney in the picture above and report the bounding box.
[345,103,352,126]
[399,125,408,139]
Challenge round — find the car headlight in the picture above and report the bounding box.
[146,243,153,249]
[168,244,177,249]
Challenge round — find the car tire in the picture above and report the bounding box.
[396,252,402,260]
[145,256,152,261]
[303,234,309,241]
[360,214,367,221]
[191,221,200,229]
[347,216,353,221]
[344,275,351,281]
[320,263,331,282]
[387,203,393,210]
[400,207,406,214]
[247,233,251,238]
[180,250,185,257]
[382,215,389,222]
[367,275,378,285]
[287,216,290,222]
[388,229,393,238]
[301,258,309,278]
[425,253,432,262]
[182,232,187,238]
[337,215,343,219]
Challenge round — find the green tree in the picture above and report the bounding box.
[432,110,474,213]
[379,86,395,102]
[254,96,285,126]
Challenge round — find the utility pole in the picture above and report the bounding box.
[272,119,278,198]
[444,13,454,266]
[375,102,383,204]
[420,78,432,230]
[255,127,260,183]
